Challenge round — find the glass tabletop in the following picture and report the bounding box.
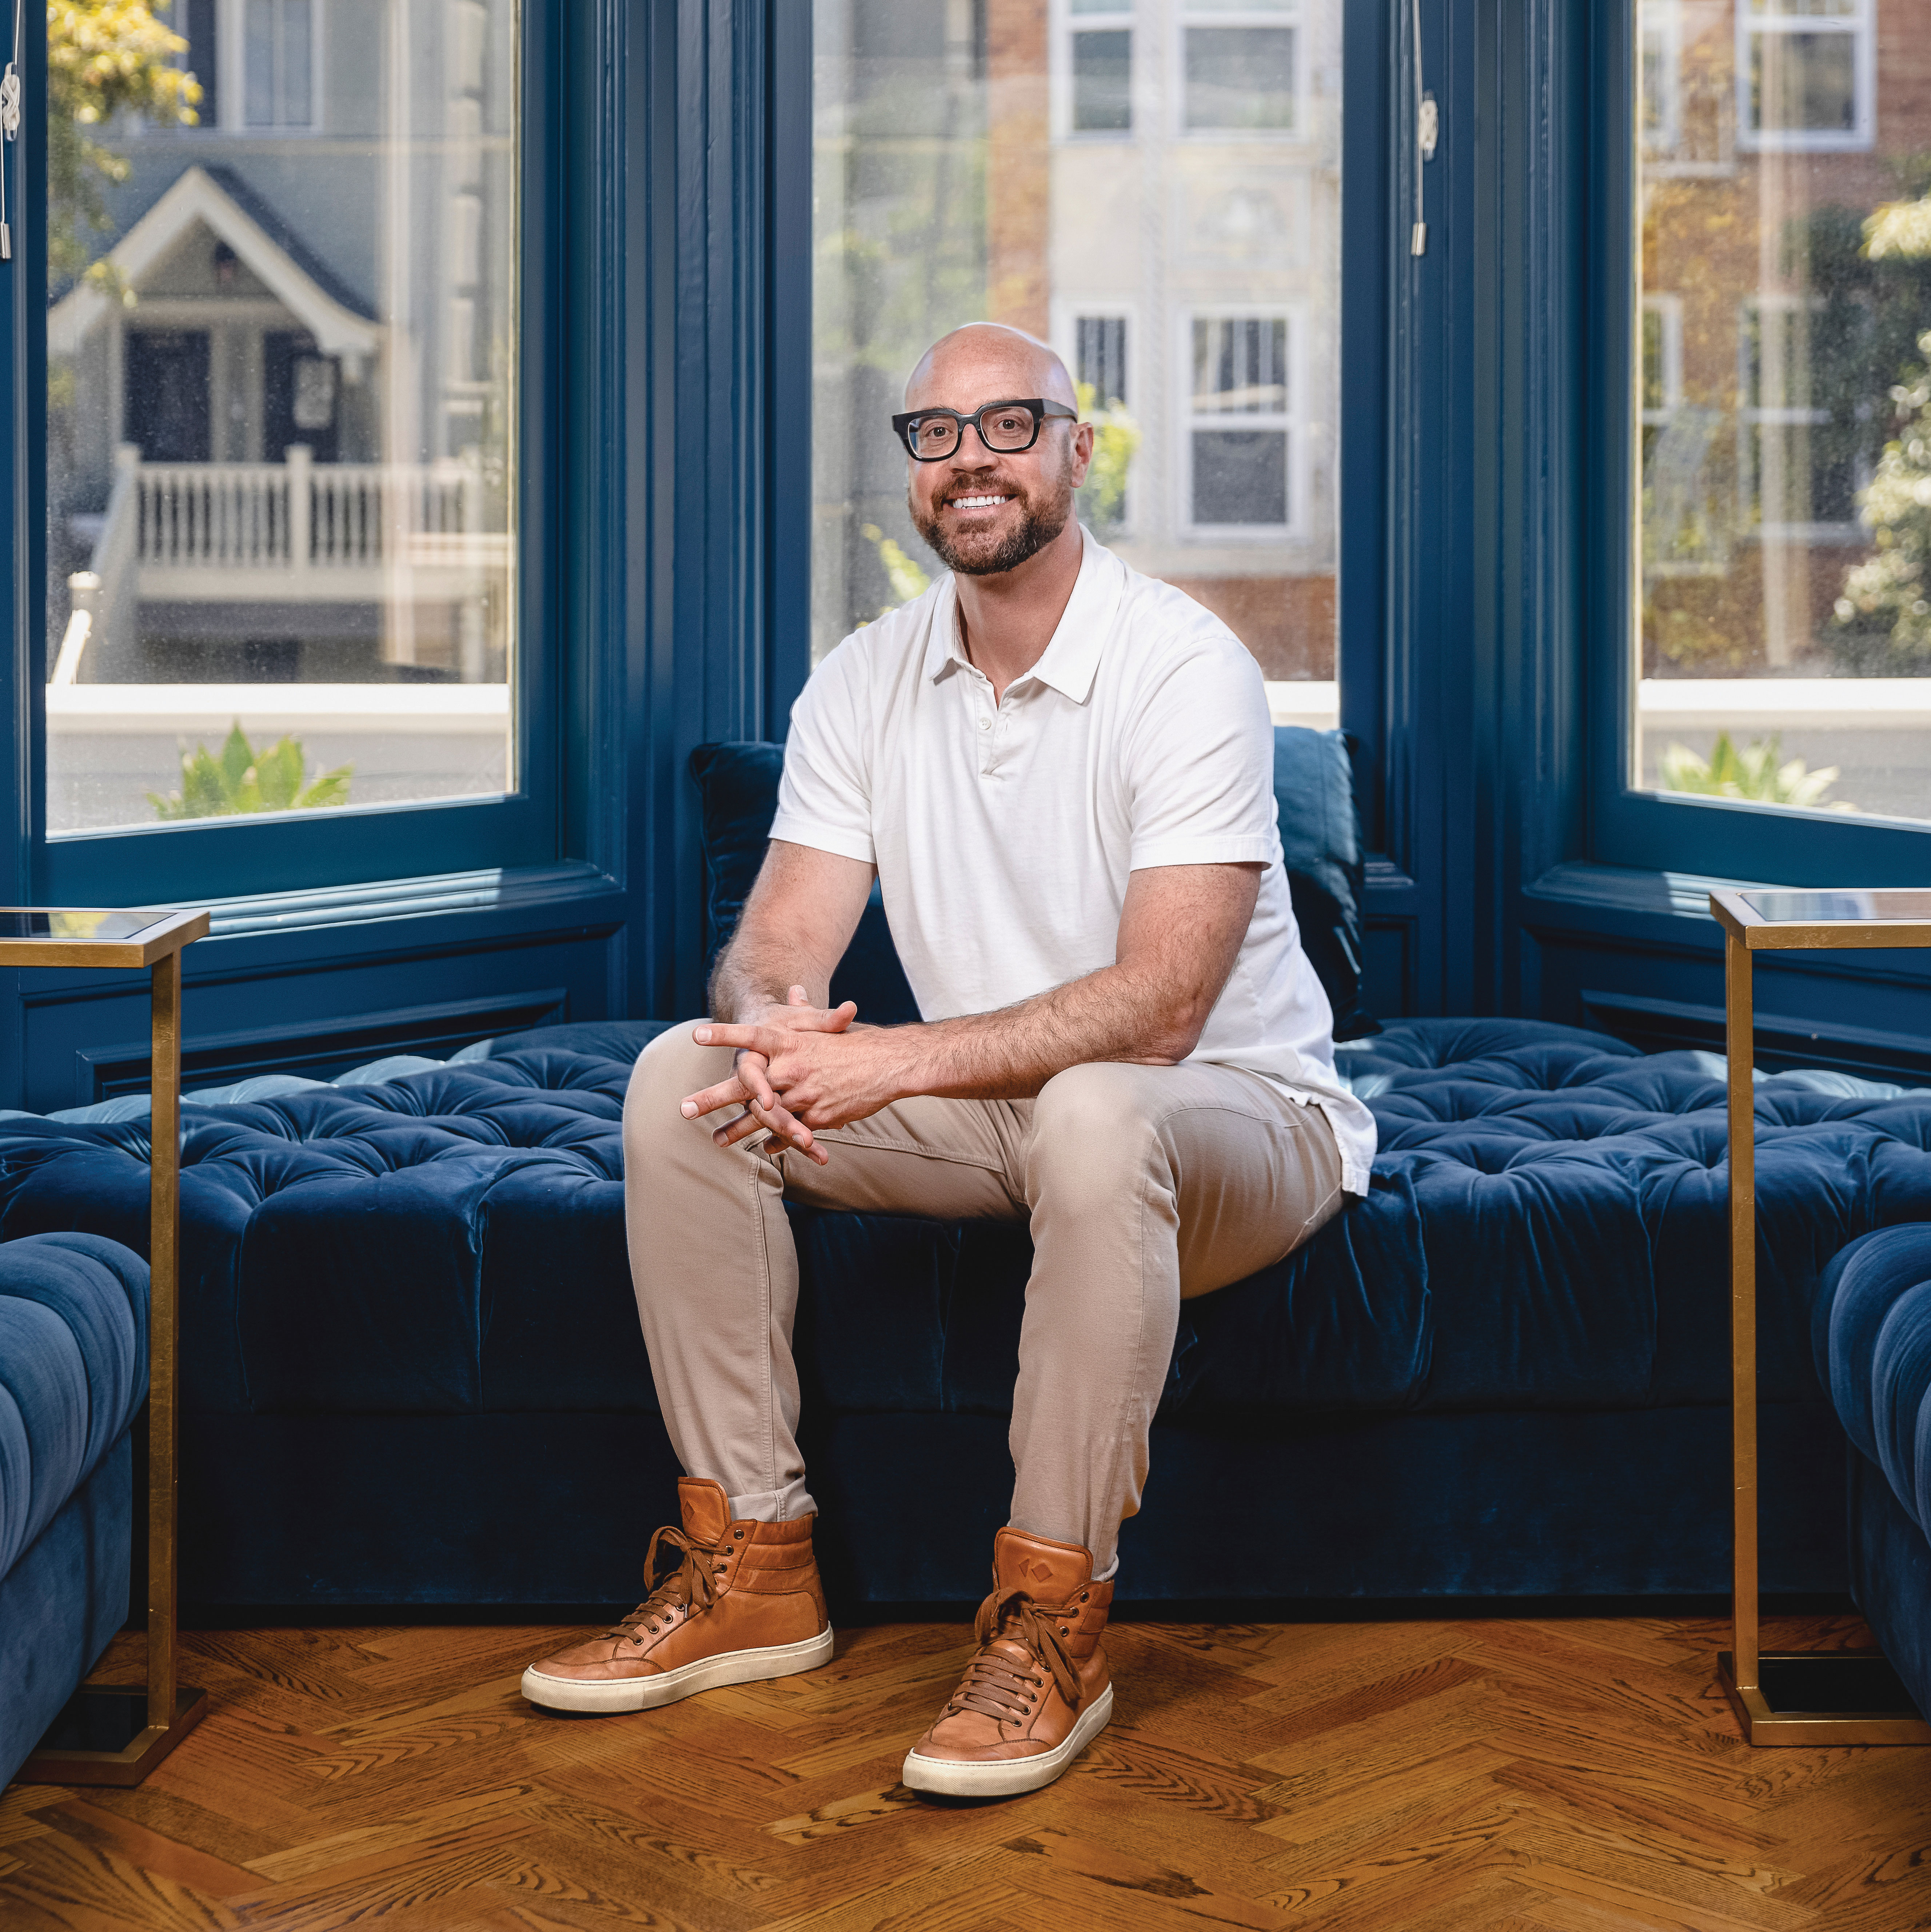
[0,909,171,941]
[1740,890,1931,924]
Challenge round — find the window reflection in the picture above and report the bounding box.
[45,0,518,836]
[814,0,1342,710]
[1635,0,1931,825]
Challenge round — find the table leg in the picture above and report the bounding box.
[20,942,208,1783]
[1727,932,1759,1699]
[147,949,180,1735]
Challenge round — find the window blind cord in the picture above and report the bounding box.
[0,0,20,261]
[1411,0,1438,258]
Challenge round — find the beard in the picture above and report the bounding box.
[908,460,1074,577]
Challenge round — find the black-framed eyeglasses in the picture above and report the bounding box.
[890,398,1079,462]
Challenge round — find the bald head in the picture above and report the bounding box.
[904,323,1079,413]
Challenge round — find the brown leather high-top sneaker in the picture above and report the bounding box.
[520,1478,832,1714]
[901,1525,1113,1798]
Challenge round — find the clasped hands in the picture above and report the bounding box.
[679,987,896,1164]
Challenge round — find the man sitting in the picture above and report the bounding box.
[522,321,1376,1799]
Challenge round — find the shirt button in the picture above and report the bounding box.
[978,715,992,730]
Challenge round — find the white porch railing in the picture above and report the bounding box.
[133,447,491,573]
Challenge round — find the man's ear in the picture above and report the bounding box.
[1069,420,1097,490]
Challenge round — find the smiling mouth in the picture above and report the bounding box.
[946,492,1013,511]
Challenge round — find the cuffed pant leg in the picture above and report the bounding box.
[625,1025,1029,1524]
[1010,1063,1346,1574]
[624,1025,816,1523]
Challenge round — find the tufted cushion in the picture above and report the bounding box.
[689,725,1380,1038]
[1818,1224,1931,1535]
[1,1019,1927,1434]
[0,1233,148,1582]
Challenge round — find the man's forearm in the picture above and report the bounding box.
[707,931,834,1023]
[886,961,1199,1103]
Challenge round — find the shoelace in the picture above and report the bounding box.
[602,1524,728,1646]
[944,1586,1082,1724]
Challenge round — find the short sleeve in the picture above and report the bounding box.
[770,641,877,866]
[1124,631,1280,871]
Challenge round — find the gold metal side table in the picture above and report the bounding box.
[11,907,212,1786]
[1711,886,1931,1747]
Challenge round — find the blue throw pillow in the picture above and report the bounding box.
[688,725,1379,1039]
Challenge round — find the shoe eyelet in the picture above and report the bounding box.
[734,1529,745,1540]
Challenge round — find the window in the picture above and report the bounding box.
[1737,299,1867,539]
[1068,1,1133,135]
[1738,0,1874,152]
[44,0,520,854]
[1186,314,1291,531]
[815,0,1343,700]
[1182,1,1296,135]
[1640,0,1682,152]
[238,0,316,131]
[1630,0,1931,839]
[1074,315,1130,405]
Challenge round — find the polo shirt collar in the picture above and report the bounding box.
[925,525,1124,706]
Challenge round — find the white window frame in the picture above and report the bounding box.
[1175,1,1301,143]
[1737,294,1865,542]
[1178,304,1300,540]
[1639,0,1682,155]
[220,0,323,135]
[1054,0,1136,143]
[1736,0,1874,155]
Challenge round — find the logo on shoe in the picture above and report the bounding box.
[1022,1560,1057,1584]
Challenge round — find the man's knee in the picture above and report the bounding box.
[625,1021,738,1146]
[1027,1063,1166,1206]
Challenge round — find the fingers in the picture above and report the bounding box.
[679,1075,748,1120]
[711,1098,829,1166]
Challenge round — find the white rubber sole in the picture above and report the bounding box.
[520,1624,834,1714]
[901,1683,1113,1798]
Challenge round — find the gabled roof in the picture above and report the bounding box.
[48,164,382,366]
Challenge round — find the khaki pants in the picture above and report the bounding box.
[625,1025,1346,1575]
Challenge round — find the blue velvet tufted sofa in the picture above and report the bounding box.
[0,1234,148,1785]
[0,1011,1927,1613]
[0,730,1927,1614]
[1813,1225,1931,1717]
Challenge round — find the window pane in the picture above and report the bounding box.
[1193,428,1288,524]
[283,0,314,128]
[1629,0,1931,825]
[45,0,519,836]
[1075,315,1128,403]
[813,0,1341,699]
[1184,27,1295,132]
[244,0,276,127]
[1072,28,1132,132]
[1749,29,1858,134]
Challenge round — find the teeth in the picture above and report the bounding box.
[950,494,1009,509]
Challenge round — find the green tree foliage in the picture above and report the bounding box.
[1824,179,1931,670]
[47,0,202,286]
[148,723,352,821]
[1074,381,1141,544]
[859,522,931,614]
[1658,732,1846,810]
[1831,338,1931,670]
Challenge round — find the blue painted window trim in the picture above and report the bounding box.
[1585,0,1931,888]
[10,2,569,907]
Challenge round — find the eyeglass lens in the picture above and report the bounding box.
[910,403,1040,458]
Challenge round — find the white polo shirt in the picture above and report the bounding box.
[771,527,1377,1195]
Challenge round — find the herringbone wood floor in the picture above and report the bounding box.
[4,1610,1930,1930]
